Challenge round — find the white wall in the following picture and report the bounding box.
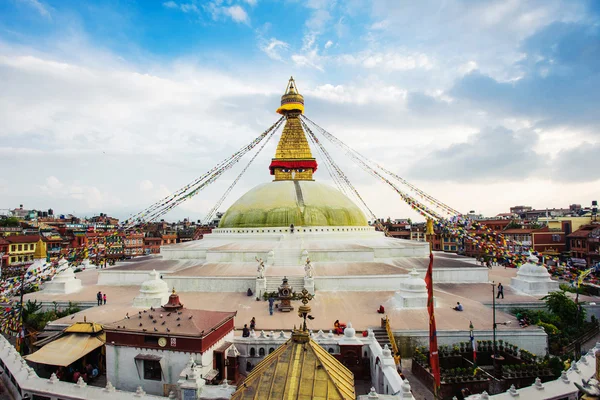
[0,334,166,400]
[395,328,549,356]
[164,276,255,292]
[315,275,407,291]
[106,331,233,396]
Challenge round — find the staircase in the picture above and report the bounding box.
[372,328,391,348]
[273,247,304,266]
[265,276,305,294]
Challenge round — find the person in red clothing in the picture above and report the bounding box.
[72,370,81,383]
[103,293,107,305]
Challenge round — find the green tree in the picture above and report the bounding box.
[542,291,584,327]
[0,217,20,227]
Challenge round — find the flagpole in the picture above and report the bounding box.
[426,218,441,399]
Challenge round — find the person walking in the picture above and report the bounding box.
[497,283,504,299]
[96,291,102,306]
[250,317,256,331]
[268,297,275,315]
[103,293,107,305]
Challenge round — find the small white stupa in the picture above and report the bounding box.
[510,252,559,296]
[39,238,82,294]
[133,270,169,308]
[392,269,429,309]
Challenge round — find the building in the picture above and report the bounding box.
[144,237,162,255]
[510,205,532,217]
[6,235,40,265]
[104,292,236,396]
[567,224,600,266]
[124,233,144,257]
[0,237,9,268]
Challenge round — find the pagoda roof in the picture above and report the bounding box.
[231,331,355,400]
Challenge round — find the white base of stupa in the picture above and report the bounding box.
[132,294,169,308]
[43,266,83,294]
[510,278,560,296]
[510,261,560,296]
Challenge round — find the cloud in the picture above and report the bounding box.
[291,33,324,71]
[180,3,200,13]
[162,1,200,14]
[139,180,154,191]
[406,127,545,182]
[40,176,121,209]
[324,40,333,49]
[223,5,249,23]
[18,0,51,19]
[260,38,289,61]
[243,0,257,6]
[552,143,600,183]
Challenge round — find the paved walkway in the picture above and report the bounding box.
[401,359,434,400]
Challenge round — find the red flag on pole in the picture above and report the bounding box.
[425,251,441,397]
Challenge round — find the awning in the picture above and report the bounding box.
[25,334,104,367]
[134,354,162,361]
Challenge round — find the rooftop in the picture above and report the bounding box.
[105,308,236,337]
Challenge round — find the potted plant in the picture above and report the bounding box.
[498,339,504,351]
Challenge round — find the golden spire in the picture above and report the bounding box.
[269,77,318,181]
[34,237,47,260]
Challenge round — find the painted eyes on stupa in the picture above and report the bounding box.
[281,168,305,173]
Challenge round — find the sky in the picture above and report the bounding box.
[0,0,599,222]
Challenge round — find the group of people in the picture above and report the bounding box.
[242,317,257,337]
[96,291,107,306]
[55,363,100,384]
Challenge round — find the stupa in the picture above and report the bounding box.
[98,78,488,297]
[510,253,560,296]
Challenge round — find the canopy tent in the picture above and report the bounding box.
[25,333,104,367]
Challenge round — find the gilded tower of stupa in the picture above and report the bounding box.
[217,78,368,228]
[269,77,318,181]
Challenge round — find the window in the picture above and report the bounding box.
[259,348,265,356]
[552,234,561,242]
[250,348,256,357]
[144,359,162,381]
[18,244,22,251]
[269,347,275,354]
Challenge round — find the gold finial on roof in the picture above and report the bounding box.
[296,288,314,334]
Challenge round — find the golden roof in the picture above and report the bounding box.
[65,321,104,334]
[231,330,355,400]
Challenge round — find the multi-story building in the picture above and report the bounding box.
[567,224,600,266]
[143,237,162,255]
[124,233,144,257]
[0,226,23,237]
[0,237,9,267]
[6,235,39,265]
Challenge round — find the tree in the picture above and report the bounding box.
[542,291,585,327]
[0,217,20,227]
